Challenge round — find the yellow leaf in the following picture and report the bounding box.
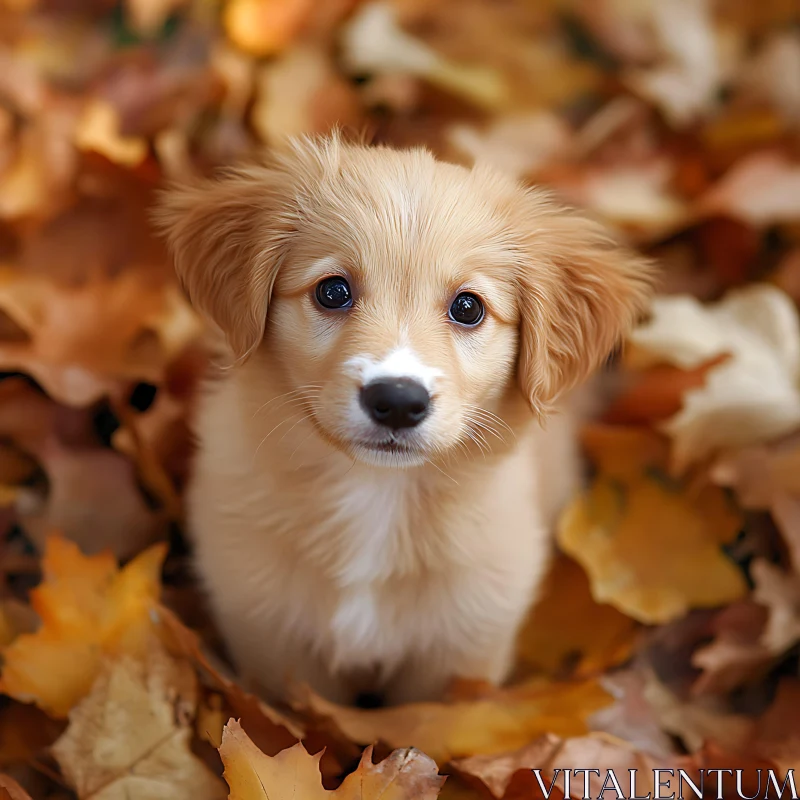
[0,535,167,717]
[219,719,445,800]
[558,428,746,624]
[516,554,638,678]
[297,679,612,765]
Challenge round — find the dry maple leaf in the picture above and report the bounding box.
[52,642,225,800]
[220,718,445,800]
[0,535,167,718]
[558,426,746,624]
[295,678,612,765]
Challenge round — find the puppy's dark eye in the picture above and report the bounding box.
[448,292,484,326]
[316,277,353,310]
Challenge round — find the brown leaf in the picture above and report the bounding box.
[691,600,773,696]
[52,642,226,800]
[0,379,166,557]
[154,605,306,758]
[0,774,34,800]
[0,267,201,407]
[603,355,729,425]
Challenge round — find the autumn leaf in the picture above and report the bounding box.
[52,642,225,800]
[223,0,315,57]
[627,284,800,470]
[0,535,167,717]
[296,679,612,765]
[0,774,34,800]
[558,426,746,624]
[0,267,201,407]
[515,554,638,679]
[219,718,445,800]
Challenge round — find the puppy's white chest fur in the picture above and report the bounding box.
[187,362,580,703]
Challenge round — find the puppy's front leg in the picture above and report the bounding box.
[386,629,518,705]
[211,605,353,705]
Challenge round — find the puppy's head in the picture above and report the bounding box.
[156,136,654,468]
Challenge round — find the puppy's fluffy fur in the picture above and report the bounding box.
[156,135,653,705]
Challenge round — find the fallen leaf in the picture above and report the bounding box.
[740,31,800,122]
[628,284,800,470]
[340,2,508,111]
[296,679,612,765]
[691,600,773,696]
[697,151,800,225]
[711,436,800,572]
[0,378,166,556]
[74,100,148,168]
[558,425,745,624]
[603,355,729,425]
[219,718,445,800]
[449,735,563,800]
[251,44,361,145]
[155,605,306,757]
[752,679,800,773]
[751,559,800,655]
[124,0,189,36]
[515,554,638,679]
[0,535,167,717]
[622,0,726,126]
[0,774,34,800]
[0,267,201,407]
[447,112,572,180]
[223,0,314,57]
[52,642,225,800]
[642,670,754,753]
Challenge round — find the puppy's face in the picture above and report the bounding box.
[157,137,654,467]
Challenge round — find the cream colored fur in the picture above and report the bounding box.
[155,135,654,705]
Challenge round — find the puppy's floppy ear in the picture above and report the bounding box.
[513,190,656,416]
[153,164,296,361]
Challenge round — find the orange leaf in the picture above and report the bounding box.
[516,555,638,679]
[0,535,167,717]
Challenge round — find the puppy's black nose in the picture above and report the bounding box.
[360,378,430,429]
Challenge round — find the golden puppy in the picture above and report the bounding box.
[156,135,653,705]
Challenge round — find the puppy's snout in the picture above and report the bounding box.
[360,379,430,429]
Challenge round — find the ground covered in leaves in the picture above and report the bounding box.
[1,0,800,798]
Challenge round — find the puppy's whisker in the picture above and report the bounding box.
[278,409,315,444]
[426,457,459,486]
[253,411,308,462]
[252,385,323,418]
[466,406,516,441]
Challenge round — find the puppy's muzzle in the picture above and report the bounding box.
[360,378,430,430]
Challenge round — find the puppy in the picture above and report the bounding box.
[156,135,653,705]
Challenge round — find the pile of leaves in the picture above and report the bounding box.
[1,0,800,797]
